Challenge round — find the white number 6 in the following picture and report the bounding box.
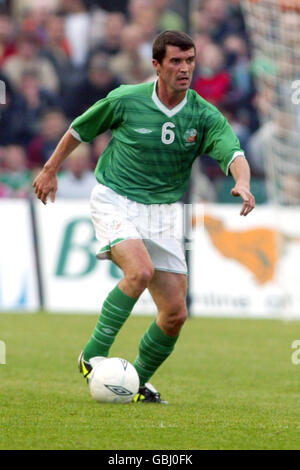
[161,122,175,145]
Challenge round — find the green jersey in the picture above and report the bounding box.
[71,81,244,204]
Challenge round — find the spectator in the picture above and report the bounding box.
[128,1,159,60]
[2,31,60,93]
[280,11,300,49]
[91,12,126,57]
[193,42,231,107]
[63,52,121,119]
[152,0,185,32]
[27,108,68,170]
[193,32,212,67]
[18,3,55,44]
[110,24,154,84]
[192,0,228,40]
[61,0,90,67]
[87,0,129,15]
[0,13,16,66]
[190,159,217,203]
[0,73,28,146]
[246,121,274,178]
[15,69,62,145]
[0,144,32,198]
[134,8,159,61]
[11,0,60,21]
[193,0,244,43]
[225,0,247,37]
[220,106,251,155]
[247,99,294,178]
[222,33,259,135]
[128,0,150,23]
[223,34,252,105]
[56,143,96,199]
[89,8,107,49]
[40,13,73,92]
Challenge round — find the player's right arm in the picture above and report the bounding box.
[33,90,123,204]
[33,129,80,205]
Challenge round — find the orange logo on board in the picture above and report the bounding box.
[192,213,298,285]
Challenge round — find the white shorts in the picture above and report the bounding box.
[90,183,187,275]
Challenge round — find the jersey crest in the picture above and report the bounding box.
[184,128,198,145]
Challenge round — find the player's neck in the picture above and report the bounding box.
[156,80,187,109]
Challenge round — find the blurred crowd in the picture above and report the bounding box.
[0,0,266,202]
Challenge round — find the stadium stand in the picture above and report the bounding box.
[0,0,262,202]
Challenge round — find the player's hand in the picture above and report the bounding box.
[33,167,58,205]
[231,183,255,216]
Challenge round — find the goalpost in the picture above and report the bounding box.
[241,0,300,205]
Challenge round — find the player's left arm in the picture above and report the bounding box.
[201,109,255,217]
[229,155,255,216]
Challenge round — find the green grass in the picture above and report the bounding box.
[0,313,300,450]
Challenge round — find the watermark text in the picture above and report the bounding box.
[0,80,6,105]
[0,340,6,364]
[291,340,300,365]
[291,80,300,105]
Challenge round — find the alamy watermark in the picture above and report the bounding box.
[102,198,205,251]
[291,80,300,105]
[0,340,6,365]
[0,80,6,105]
[291,340,300,365]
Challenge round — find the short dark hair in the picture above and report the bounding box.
[152,30,195,64]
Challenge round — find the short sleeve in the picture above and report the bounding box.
[200,111,245,175]
[70,95,123,143]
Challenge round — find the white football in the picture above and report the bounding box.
[88,357,140,403]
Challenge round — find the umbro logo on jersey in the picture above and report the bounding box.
[133,128,153,134]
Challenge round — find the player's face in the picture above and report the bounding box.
[153,45,196,93]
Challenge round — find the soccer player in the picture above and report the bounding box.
[33,30,255,403]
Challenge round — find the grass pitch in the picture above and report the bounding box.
[0,313,300,450]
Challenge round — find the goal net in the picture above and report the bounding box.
[241,0,300,204]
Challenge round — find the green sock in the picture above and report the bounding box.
[133,320,178,386]
[83,285,137,362]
